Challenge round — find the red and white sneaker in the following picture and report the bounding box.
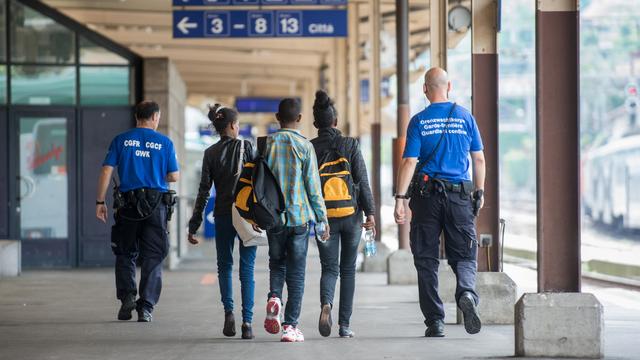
[281,325,297,342]
[264,296,282,334]
[294,327,305,342]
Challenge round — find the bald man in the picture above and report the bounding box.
[394,67,485,337]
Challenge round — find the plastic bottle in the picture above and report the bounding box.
[364,229,377,257]
[315,222,327,243]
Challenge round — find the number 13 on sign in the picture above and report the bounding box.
[277,11,302,36]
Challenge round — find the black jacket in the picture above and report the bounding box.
[311,128,375,217]
[188,136,254,234]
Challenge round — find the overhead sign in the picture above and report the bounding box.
[173,0,347,6]
[173,9,347,38]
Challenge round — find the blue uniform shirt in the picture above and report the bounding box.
[103,128,179,192]
[403,102,483,182]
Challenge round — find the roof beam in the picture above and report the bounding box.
[132,46,323,68]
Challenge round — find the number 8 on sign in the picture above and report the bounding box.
[249,11,273,36]
[276,11,302,36]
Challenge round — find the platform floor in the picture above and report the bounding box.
[1,241,639,360]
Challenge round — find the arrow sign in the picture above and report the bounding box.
[173,11,205,38]
[177,17,198,34]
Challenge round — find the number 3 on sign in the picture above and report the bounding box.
[277,12,301,36]
[205,12,229,37]
[210,18,224,34]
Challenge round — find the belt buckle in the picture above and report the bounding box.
[452,184,460,192]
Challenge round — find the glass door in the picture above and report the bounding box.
[9,109,75,268]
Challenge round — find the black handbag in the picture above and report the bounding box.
[406,103,457,198]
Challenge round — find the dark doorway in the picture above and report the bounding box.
[77,108,133,267]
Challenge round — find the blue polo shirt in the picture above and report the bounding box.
[403,102,483,182]
[103,128,179,192]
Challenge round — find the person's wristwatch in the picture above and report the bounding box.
[394,194,410,200]
[96,200,105,205]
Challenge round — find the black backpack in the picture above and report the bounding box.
[318,141,358,219]
[234,136,286,230]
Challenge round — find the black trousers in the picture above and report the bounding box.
[111,204,169,312]
[409,188,479,325]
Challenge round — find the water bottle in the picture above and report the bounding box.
[315,222,327,243]
[364,229,376,257]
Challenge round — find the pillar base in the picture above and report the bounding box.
[387,249,417,284]
[362,242,391,273]
[515,293,604,358]
[456,272,517,325]
[0,240,21,277]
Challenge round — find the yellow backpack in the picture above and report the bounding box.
[318,148,358,218]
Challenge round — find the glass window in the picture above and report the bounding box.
[19,117,68,239]
[11,66,76,105]
[0,0,6,62]
[79,36,129,65]
[10,1,75,64]
[80,66,130,105]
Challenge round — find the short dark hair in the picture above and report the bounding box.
[313,90,337,129]
[277,98,301,124]
[135,101,160,121]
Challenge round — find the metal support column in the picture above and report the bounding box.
[369,0,382,240]
[536,0,580,292]
[393,0,410,250]
[472,0,500,271]
[348,2,360,137]
[430,0,448,69]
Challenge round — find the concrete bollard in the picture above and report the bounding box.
[515,293,604,358]
[438,262,457,303]
[456,271,517,325]
[0,240,21,277]
[361,242,391,272]
[387,249,418,284]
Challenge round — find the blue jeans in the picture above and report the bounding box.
[267,223,310,327]
[215,214,257,324]
[317,215,362,326]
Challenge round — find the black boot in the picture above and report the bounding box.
[117,294,136,321]
[241,323,254,339]
[458,292,481,334]
[425,319,445,337]
[223,311,236,337]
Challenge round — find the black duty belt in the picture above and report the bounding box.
[426,179,473,194]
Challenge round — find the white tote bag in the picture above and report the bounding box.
[232,205,268,247]
[231,139,268,247]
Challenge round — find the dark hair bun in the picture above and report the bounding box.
[207,104,238,134]
[314,90,332,110]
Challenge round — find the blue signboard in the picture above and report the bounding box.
[173,0,347,5]
[173,9,347,38]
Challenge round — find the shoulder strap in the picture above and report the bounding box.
[257,136,267,157]
[415,102,457,173]
[235,139,244,176]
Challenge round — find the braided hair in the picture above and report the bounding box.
[208,104,238,134]
[313,90,337,129]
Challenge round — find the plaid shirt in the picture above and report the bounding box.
[265,129,327,226]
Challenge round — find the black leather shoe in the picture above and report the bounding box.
[223,312,236,337]
[117,294,136,321]
[137,309,153,322]
[318,304,333,337]
[458,292,481,334]
[425,319,445,337]
[241,323,254,339]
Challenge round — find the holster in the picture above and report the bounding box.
[163,190,177,222]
